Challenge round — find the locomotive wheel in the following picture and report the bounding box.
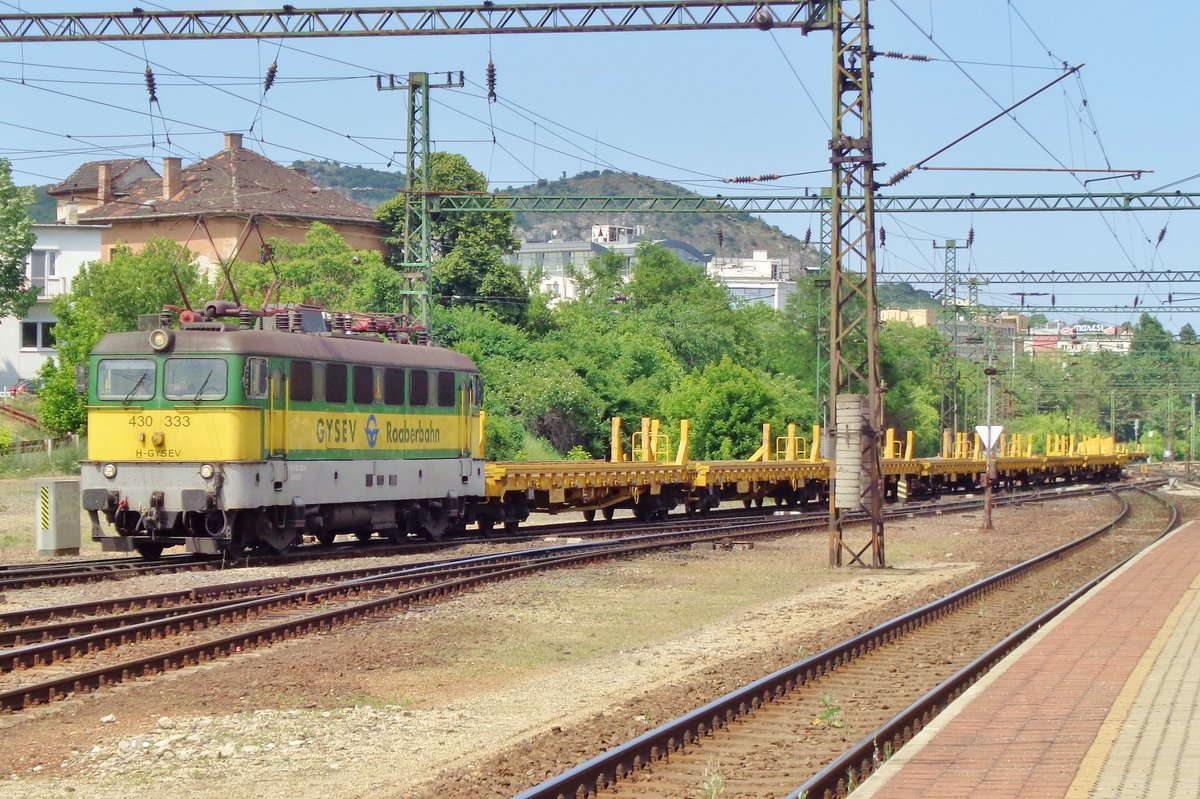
[417,507,449,542]
[246,512,298,555]
[477,517,496,536]
[503,519,520,533]
[134,542,164,560]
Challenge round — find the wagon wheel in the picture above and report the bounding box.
[583,509,597,523]
[601,507,615,522]
[477,517,496,536]
[355,531,373,543]
[315,531,336,546]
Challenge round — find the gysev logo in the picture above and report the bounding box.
[315,417,357,445]
[365,414,379,448]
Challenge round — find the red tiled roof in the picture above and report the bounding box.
[78,146,379,225]
[48,158,153,196]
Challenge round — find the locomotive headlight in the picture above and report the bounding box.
[102,463,118,479]
[199,464,215,480]
[148,328,174,352]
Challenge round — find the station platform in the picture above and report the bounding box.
[855,519,1200,799]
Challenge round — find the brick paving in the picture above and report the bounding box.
[855,520,1200,799]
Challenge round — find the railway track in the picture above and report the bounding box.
[0,482,1144,714]
[0,480,1136,590]
[514,486,1176,799]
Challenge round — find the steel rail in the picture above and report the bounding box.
[791,486,1177,799]
[0,515,837,711]
[513,486,1164,799]
[0,480,1143,712]
[0,554,218,591]
[0,481,1131,633]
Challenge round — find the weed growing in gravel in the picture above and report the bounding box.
[977,600,988,618]
[703,758,726,798]
[813,693,845,728]
[846,767,858,791]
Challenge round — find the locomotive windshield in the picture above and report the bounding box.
[97,359,155,402]
[164,358,228,401]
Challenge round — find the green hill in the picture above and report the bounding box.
[24,185,56,223]
[23,160,825,274]
[294,161,822,270]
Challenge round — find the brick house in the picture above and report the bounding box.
[52,132,385,269]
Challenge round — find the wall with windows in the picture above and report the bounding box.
[0,223,104,392]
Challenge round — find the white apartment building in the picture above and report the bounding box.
[0,223,104,389]
[508,225,708,304]
[707,250,795,310]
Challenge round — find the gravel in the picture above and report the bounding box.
[0,491,1169,799]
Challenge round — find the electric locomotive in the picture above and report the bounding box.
[80,305,486,558]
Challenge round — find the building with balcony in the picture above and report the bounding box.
[0,223,104,390]
[706,250,795,310]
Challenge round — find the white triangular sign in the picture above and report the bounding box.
[975,425,1004,450]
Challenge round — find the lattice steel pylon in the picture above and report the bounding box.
[826,0,884,568]
[377,71,464,332]
[933,238,970,435]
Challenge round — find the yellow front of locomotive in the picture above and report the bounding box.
[81,329,265,557]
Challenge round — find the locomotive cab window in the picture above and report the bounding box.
[437,371,457,407]
[97,358,155,401]
[165,358,227,401]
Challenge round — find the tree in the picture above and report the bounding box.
[1130,313,1172,356]
[0,158,39,319]
[1180,323,1196,344]
[661,357,783,459]
[376,152,525,322]
[234,223,400,312]
[37,240,210,434]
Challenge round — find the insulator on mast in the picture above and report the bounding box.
[144,66,158,103]
[486,60,497,103]
[804,227,812,246]
[264,61,278,94]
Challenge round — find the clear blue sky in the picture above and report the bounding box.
[2,1,1198,329]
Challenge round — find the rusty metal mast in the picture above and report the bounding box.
[826,0,884,567]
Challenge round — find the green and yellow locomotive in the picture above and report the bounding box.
[81,307,486,557]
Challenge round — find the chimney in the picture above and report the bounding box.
[224,132,243,151]
[162,157,181,200]
[97,163,112,204]
[65,199,79,225]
